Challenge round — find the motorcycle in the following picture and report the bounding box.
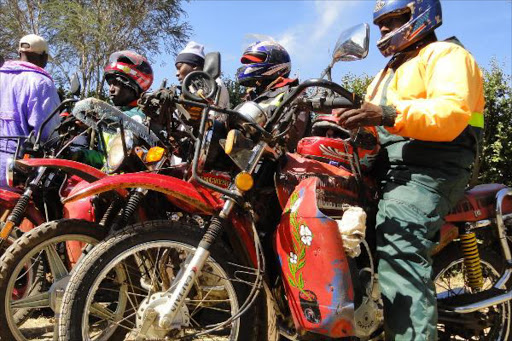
[57,25,512,340]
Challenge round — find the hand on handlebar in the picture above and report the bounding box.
[333,102,383,130]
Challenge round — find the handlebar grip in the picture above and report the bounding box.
[325,97,356,109]
[307,96,357,112]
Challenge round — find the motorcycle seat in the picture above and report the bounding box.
[445,184,512,222]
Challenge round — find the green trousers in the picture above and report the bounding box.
[376,167,470,340]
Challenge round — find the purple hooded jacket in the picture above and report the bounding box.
[0,60,60,187]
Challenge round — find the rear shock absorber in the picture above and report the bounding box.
[460,229,484,290]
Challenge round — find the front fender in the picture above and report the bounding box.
[63,173,220,214]
[16,159,106,182]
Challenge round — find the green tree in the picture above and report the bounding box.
[477,60,512,186]
[0,0,191,96]
[339,72,373,99]
[223,76,246,108]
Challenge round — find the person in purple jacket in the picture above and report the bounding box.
[0,34,60,188]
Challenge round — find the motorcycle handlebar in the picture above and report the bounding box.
[302,96,355,111]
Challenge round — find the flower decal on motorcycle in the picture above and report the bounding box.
[300,224,312,246]
[289,252,298,264]
[286,192,313,294]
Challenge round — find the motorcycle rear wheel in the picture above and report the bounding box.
[0,219,108,341]
[434,247,511,340]
[58,220,263,341]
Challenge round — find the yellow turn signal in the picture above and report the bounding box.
[145,146,165,163]
[225,129,236,155]
[235,172,254,192]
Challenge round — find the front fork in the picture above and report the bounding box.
[0,167,46,248]
[137,198,236,336]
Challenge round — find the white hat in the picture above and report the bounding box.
[175,41,205,67]
[18,34,50,56]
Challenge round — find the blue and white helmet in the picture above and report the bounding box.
[236,41,291,87]
[374,0,442,57]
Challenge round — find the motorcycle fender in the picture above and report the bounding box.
[0,188,45,227]
[63,173,219,214]
[16,159,106,183]
[275,177,354,338]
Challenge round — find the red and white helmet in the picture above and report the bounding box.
[104,50,153,95]
[297,115,380,172]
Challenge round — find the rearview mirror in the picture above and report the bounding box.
[182,71,218,102]
[332,23,370,63]
[70,73,81,97]
[203,52,221,80]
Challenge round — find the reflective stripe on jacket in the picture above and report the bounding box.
[366,41,485,142]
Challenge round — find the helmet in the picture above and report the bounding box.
[297,115,380,172]
[236,41,291,87]
[104,50,154,95]
[373,0,442,57]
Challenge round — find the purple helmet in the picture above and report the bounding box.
[236,41,291,87]
[373,0,442,57]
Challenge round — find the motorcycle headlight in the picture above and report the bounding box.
[5,157,14,187]
[106,130,134,174]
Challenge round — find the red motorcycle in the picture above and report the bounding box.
[58,26,512,340]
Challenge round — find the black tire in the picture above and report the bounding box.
[59,220,263,341]
[0,219,108,341]
[433,246,511,340]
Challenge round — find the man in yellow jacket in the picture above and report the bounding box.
[336,0,484,339]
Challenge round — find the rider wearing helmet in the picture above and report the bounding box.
[236,41,309,150]
[69,51,154,167]
[335,0,484,338]
[104,50,154,123]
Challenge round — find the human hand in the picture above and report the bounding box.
[335,102,384,130]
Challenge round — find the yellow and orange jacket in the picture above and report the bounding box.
[367,40,484,141]
[366,40,485,170]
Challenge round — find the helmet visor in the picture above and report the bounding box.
[241,52,267,64]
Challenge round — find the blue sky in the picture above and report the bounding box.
[153,0,512,88]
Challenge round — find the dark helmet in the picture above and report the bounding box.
[104,50,154,95]
[236,41,291,87]
[373,0,442,57]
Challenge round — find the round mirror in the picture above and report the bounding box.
[182,71,217,102]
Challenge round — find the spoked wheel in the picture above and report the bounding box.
[0,219,108,341]
[59,220,262,341]
[434,248,511,340]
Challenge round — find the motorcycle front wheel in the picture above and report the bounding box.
[58,220,263,341]
[434,247,511,340]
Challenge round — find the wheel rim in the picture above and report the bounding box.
[81,240,240,340]
[5,234,99,341]
[435,258,511,340]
